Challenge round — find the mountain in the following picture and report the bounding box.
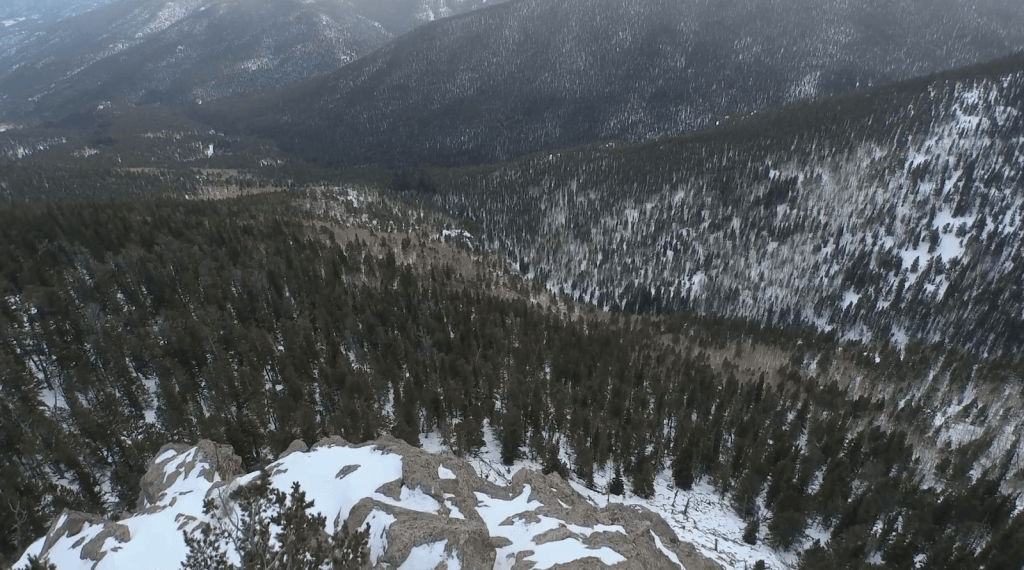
[411,54,1024,519]
[5,4,1024,569]
[227,0,1024,167]
[426,52,1024,357]
[0,0,118,49]
[0,0,503,122]
[14,437,720,570]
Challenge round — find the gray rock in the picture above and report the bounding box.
[316,436,722,570]
[279,439,310,460]
[135,443,190,511]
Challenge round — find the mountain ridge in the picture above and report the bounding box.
[0,0,506,122]
[14,436,721,570]
[215,0,1024,168]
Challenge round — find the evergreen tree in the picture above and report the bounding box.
[16,555,56,570]
[181,472,369,570]
[608,467,625,497]
[743,516,760,545]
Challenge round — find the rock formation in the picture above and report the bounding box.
[16,436,721,570]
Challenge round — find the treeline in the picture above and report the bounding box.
[1,192,1022,568]
[0,163,203,204]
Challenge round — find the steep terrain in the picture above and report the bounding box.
[428,53,1024,357]
[0,0,503,122]
[2,175,1022,570]
[229,0,1024,167]
[2,3,1024,569]
[417,58,1024,502]
[14,437,719,570]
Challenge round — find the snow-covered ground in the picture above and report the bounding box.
[15,446,218,570]
[422,425,802,569]
[17,435,699,570]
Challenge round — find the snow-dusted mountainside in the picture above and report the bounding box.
[15,437,720,570]
[430,54,1024,358]
[0,0,504,122]
[231,0,1024,167]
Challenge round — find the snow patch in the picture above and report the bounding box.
[475,486,627,570]
[651,530,685,569]
[364,509,397,566]
[397,539,452,570]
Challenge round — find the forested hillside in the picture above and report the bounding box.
[428,53,1024,357]
[2,3,1024,569]
[2,174,1023,569]
[226,0,1024,167]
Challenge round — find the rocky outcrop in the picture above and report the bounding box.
[135,439,242,512]
[16,436,721,570]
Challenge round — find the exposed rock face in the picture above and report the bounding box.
[135,439,242,511]
[16,436,721,570]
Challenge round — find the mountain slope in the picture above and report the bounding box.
[0,0,118,53]
[0,0,504,122]
[231,0,1024,167]
[427,53,1024,356]
[1,172,1022,570]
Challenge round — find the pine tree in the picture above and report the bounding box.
[181,472,369,570]
[16,555,56,570]
[631,455,656,499]
[671,439,695,491]
[608,466,625,496]
[541,442,569,479]
[743,516,760,545]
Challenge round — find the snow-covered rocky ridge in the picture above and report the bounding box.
[15,437,719,570]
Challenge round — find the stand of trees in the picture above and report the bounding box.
[0,191,1021,568]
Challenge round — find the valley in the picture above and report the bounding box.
[1,1,1024,569]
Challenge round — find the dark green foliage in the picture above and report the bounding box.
[0,163,200,203]
[743,517,759,546]
[608,468,625,497]
[16,555,57,570]
[671,437,695,491]
[423,51,1024,358]
[0,189,1022,569]
[181,472,369,570]
[767,509,806,551]
[541,443,569,480]
[630,455,656,500]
